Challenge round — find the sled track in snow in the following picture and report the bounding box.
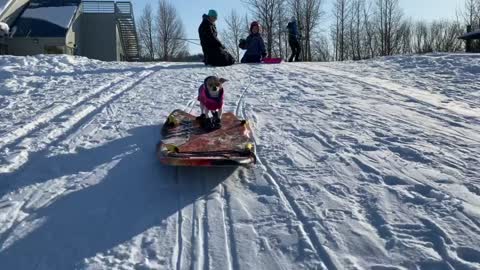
[297,64,480,128]
[174,168,184,270]
[221,183,238,270]
[237,69,336,270]
[293,64,480,190]
[277,64,480,269]
[0,69,156,173]
[174,101,206,270]
[0,70,150,150]
[235,73,255,117]
[290,65,479,146]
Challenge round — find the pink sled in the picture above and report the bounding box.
[262,58,283,64]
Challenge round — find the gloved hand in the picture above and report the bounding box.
[239,39,247,49]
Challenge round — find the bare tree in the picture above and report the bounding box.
[457,0,480,52]
[326,0,463,61]
[138,3,155,60]
[347,0,365,60]
[397,20,412,54]
[156,0,187,61]
[331,0,349,61]
[374,0,403,56]
[244,14,251,35]
[440,21,464,52]
[301,0,323,60]
[276,1,287,58]
[413,20,464,53]
[362,1,376,58]
[313,34,331,61]
[413,21,429,53]
[223,10,244,62]
[461,0,480,29]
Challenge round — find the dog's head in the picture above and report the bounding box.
[204,76,227,92]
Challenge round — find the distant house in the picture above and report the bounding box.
[0,0,139,61]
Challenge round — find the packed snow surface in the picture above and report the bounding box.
[0,54,479,270]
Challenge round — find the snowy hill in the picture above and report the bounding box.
[0,54,479,270]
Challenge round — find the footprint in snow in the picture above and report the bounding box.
[324,182,352,199]
[456,247,480,264]
[465,183,480,197]
[388,145,431,164]
[382,175,409,186]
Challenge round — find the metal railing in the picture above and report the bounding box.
[115,1,139,61]
[79,0,139,61]
[115,1,132,15]
[81,1,115,13]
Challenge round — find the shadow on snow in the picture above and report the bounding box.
[0,125,235,269]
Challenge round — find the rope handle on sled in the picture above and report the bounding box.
[168,145,255,157]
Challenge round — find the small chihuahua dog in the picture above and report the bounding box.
[197,76,227,130]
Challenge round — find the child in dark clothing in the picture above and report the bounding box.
[239,21,267,63]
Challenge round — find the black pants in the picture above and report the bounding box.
[241,54,261,63]
[204,48,235,67]
[289,38,301,62]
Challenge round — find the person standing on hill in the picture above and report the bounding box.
[287,17,301,62]
[239,21,266,63]
[198,9,235,67]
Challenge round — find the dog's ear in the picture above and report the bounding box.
[219,78,228,84]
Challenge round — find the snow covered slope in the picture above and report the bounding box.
[0,54,479,270]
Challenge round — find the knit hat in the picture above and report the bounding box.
[250,21,260,32]
[208,9,218,18]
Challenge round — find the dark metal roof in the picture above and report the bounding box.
[29,0,81,7]
[13,1,80,38]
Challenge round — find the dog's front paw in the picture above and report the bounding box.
[196,113,206,122]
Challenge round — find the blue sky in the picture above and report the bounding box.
[132,0,464,54]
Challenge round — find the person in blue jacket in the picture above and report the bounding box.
[287,17,301,62]
[239,21,267,63]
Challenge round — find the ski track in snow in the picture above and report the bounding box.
[0,54,479,270]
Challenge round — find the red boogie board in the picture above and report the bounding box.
[157,110,257,167]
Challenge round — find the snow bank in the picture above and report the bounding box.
[0,54,479,270]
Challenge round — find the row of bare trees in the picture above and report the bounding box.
[228,0,465,62]
[458,0,480,52]
[137,0,472,62]
[330,0,465,61]
[137,0,187,61]
[461,0,480,30]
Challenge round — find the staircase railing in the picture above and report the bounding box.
[80,0,139,61]
[115,1,139,61]
[81,1,115,13]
